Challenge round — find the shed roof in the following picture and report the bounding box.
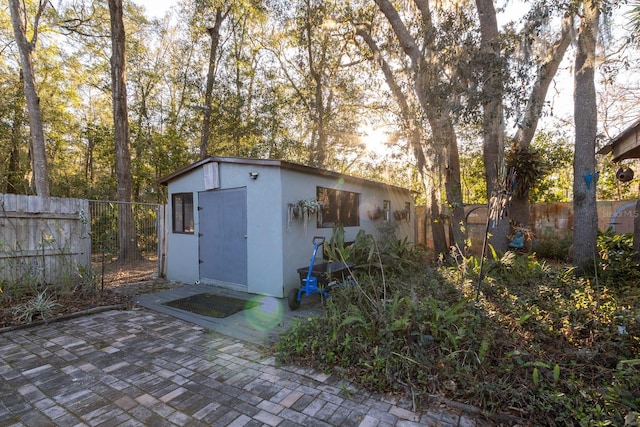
[598,117,640,162]
[158,156,412,193]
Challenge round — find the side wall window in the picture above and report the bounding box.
[383,200,391,222]
[172,193,194,233]
[317,187,360,228]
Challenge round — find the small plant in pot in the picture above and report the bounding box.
[288,198,322,233]
[394,209,409,221]
[367,206,383,221]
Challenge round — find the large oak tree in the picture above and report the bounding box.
[572,0,600,271]
[369,0,468,254]
[8,0,50,196]
[108,0,138,262]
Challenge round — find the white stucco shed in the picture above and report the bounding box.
[158,156,414,298]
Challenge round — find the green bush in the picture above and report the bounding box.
[597,229,640,289]
[532,236,572,261]
[277,271,477,396]
[323,225,426,278]
[12,290,61,324]
[277,248,640,425]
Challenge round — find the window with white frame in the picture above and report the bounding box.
[383,200,391,222]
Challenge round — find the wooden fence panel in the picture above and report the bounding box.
[0,194,90,287]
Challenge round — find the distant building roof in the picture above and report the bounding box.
[598,118,640,162]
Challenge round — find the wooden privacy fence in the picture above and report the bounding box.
[0,194,90,287]
[0,194,165,289]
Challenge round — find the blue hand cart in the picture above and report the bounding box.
[288,236,353,310]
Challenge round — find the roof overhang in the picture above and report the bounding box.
[598,118,640,162]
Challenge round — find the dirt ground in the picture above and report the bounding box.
[0,258,184,329]
[93,257,168,293]
[91,255,157,285]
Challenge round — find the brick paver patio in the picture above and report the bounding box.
[0,307,489,426]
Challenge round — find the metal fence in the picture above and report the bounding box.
[88,200,162,287]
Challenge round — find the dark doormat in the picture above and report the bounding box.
[163,293,259,318]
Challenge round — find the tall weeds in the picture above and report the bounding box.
[277,238,640,425]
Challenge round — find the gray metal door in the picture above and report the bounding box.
[198,188,247,285]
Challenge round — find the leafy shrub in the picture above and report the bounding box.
[505,143,550,199]
[597,229,640,288]
[277,247,640,425]
[12,290,61,324]
[323,225,425,277]
[532,236,573,261]
[277,271,478,398]
[74,263,99,296]
[323,227,374,268]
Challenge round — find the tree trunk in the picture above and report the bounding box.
[634,196,640,261]
[8,0,50,196]
[372,0,468,251]
[432,115,466,252]
[200,8,226,159]
[510,14,574,229]
[308,45,329,166]
[7,73,26,194]
[411,127,449,257]
[412,127,449,257]
[355,25,449,257]
[475,0,508,252]
[428,186,449,256]
[509,193,530,229]
[108,0,138,263]
[84,126,96,183]
[572,0,600,273]
[302,0,328,167]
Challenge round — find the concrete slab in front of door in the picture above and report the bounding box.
[133,283,323,348]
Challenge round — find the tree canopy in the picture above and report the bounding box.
[1,0,639,254]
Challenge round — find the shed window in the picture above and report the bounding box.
[172,193,194,234]
[383,200,391,222]
[317,187,360,228]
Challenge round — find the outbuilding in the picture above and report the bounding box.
[598,117,640,162]
[158,156,414,298]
